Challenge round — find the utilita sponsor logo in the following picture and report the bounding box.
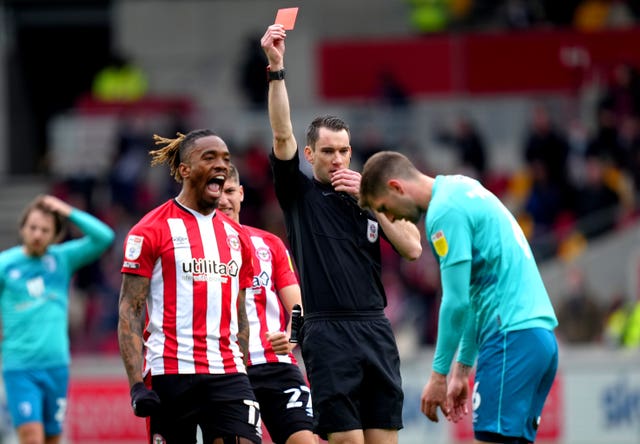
[252,271,270,288]
[602,377,640,427]
[181,258,239,276]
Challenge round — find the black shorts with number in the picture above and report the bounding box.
[248,363,314,443]
[301,311,404,439]
[148,373,261,444]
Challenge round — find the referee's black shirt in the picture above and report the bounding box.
[270,151,387,315]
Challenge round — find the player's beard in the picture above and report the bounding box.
[407,206,425,224]
[198,195,220,214]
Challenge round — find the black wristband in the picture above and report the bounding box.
[267,66,286,82]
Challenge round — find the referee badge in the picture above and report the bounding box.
[431,230,448,257]
[367,219,379,243]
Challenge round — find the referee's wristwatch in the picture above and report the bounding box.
[267,66,286,82]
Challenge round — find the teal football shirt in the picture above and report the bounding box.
[426,175,557,374]
[0,209,114,371]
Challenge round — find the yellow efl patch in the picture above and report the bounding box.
[431,230,448,257]
[286,250,295,272]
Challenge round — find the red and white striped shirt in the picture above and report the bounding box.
[121,200,254,376]
[245,226,299,366]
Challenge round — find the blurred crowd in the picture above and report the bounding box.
[36,0,640,355]
[406,0,640,34]
[507,62,640,262]
[51,61,640,355]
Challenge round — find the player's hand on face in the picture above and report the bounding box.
[331,169,361,197]
[445,374,469,423]
[261,24,287,66]
[421,374,450,423]
[266,331,291,355]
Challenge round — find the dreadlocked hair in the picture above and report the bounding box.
[149,129,218,183]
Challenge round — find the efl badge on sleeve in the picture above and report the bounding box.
[286,250,295,272]
[125,235,144,260]
[367,219,379,243]
[431,230,449,257]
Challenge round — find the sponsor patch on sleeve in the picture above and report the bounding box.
[367,219,379,243]
[431,230,449,257]
[125,235,144,260]
[286,250,295,272]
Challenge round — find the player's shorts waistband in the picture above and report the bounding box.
[304,309,386,321]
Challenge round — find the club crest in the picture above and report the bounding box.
[226,234,240,251]
[255,246,272,262]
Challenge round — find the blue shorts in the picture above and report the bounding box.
[3,367,69,436]
[473,328,558,442]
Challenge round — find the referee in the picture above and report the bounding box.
[261,24,423,444]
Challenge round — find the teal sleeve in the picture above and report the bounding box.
[432,259,472,375]
[457,308,478,367]
[60,209,115,270]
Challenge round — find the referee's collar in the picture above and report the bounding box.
[313,178,335,194]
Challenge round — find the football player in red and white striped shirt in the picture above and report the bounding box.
[118,130,262,444]
[218,164,316,444]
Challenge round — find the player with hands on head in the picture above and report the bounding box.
[0,194,114,444]
[262,23,423,444]
[359,151,559,444]
[117,129,261,444]
[218,163,316,444]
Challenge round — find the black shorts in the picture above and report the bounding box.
[148,373,261,444]
[301,312,404,439]
[247,363,314,443]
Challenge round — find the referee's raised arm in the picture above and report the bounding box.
[262,24,297,161]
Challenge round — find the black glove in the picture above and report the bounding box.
[130,382,161,417]
[289,304,304,344]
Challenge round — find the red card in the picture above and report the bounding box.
[275,7,299,30]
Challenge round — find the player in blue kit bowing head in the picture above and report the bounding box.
[359,151,558,444]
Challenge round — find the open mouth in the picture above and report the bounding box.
[207,175,226,194]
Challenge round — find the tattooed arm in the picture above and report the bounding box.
[118,273,149,388]
[237,288,250,366]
